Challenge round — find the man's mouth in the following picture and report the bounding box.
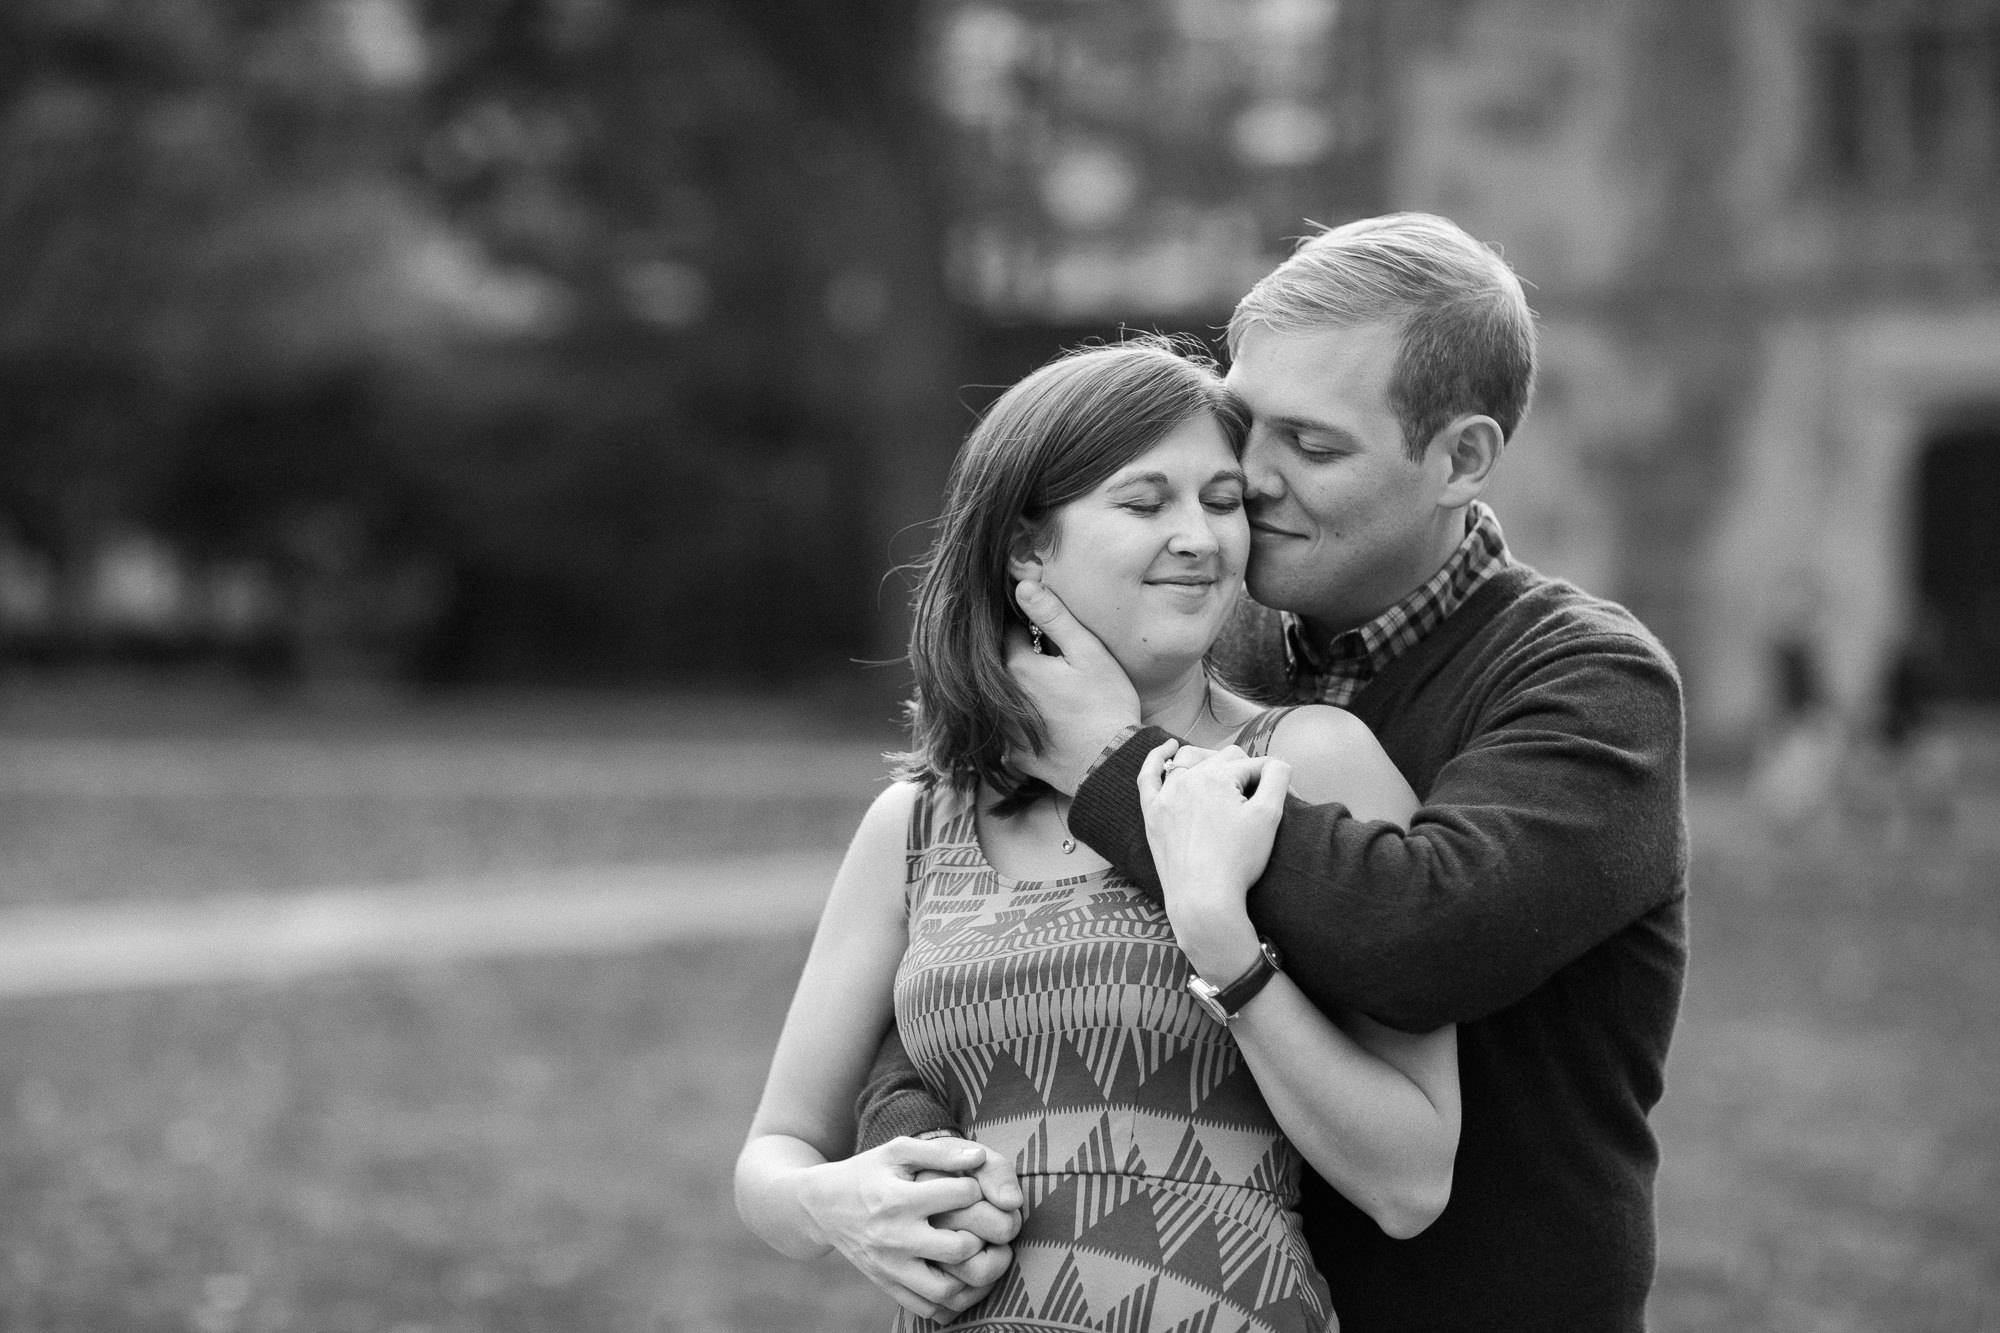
[1249,520,1305,539]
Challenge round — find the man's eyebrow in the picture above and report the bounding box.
[1264,413,1357,443]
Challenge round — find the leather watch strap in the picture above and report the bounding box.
[1186,937,1283,1023]
[1212,937,1283,1015]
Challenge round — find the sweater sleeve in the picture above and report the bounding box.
[853,1025,959,1153]
[1069,633,1687,1032]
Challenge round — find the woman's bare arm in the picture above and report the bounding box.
[1142,710,1462,1238]
[733,781,1019,1318]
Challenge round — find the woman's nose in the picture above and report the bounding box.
[1168,506,1221,555]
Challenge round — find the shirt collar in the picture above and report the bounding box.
[1282,501,1511,703]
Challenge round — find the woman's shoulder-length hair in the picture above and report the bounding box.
[890,335,1248,811]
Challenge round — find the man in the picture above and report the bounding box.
[853,212,1688,1331]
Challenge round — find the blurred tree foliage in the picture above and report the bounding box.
[0,0,963,684]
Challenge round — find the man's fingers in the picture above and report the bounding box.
[909,1225,986,1266]
[885,1135,987,1175]
[908,1173,986,1216]
[1015,580,1112,664]
[965,1144,1024,1212]
[933,1198,1021,1245]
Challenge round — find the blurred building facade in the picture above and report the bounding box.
[928,0,2000,752]
[5,0,1997,746]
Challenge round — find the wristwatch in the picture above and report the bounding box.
[1185,938,1283,1025]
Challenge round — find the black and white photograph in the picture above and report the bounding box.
[1,2,1995,1330]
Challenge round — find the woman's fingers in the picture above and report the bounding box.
[1137,737,1180,802]
[1248,757,1292,809]
[877,1259,964,1318]
[940,1241,1014,1291]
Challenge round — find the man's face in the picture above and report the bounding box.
[1225,321,1462,632]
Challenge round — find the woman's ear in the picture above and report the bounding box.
[1005,518,1046,583]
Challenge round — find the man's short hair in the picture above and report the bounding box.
[1227,213,1537,459]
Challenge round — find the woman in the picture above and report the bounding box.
[736,340,1459,1332]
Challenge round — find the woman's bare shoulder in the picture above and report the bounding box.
[851,778,925,850]
[1265,706,1416,820]
[1266,704,1378,756]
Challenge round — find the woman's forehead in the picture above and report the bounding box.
[1098,418,1242,488]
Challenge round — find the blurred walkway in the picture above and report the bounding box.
[0,850,842,997]
[3,779,1993,997]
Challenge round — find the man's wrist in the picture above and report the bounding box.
[1069,723,1145,796]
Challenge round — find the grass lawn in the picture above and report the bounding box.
[1,943,888,1333]
[1650,822,2000,1332]
[0,683,893,908]
[2,686,1996,1331]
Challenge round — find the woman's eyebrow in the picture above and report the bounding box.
[1106,471,1172,489]
[1108,467,1249,490]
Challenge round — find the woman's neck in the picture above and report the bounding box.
[1133,667,1253,748]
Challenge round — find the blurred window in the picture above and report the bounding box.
[1813,0,2000,196]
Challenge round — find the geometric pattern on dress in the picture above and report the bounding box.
[893,772,1334,1333]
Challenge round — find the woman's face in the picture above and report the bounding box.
[1011,414,1249,689]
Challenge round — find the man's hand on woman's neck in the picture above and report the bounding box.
[1004,580,1143,796]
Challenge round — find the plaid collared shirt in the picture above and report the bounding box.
[1283,501,1512,706]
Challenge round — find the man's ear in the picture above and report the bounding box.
[1432,414,1504,508]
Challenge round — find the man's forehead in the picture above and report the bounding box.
[1226,321,1400,412]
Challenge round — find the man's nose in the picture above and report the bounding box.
[1242,431,1285,501]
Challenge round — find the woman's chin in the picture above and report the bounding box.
[1105,630,1221,688]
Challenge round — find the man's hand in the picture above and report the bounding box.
[797,1136,1016,1321]
[1004,580,1140,794]
[1138,738,1291,982]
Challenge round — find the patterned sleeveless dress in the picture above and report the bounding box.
[891,710,1333,1333]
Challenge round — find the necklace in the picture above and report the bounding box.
[1054,791,1076,854]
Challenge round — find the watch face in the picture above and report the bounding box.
[1184,976,1230,1024]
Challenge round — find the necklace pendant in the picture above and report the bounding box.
[1061,836,1076,855]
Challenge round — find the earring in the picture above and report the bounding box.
[1031,625,1044,655]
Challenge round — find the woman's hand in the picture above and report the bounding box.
[797,1136,1020,1320]
[1137,738,1291,983]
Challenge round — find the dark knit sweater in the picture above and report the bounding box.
[856,563,1688,1333]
